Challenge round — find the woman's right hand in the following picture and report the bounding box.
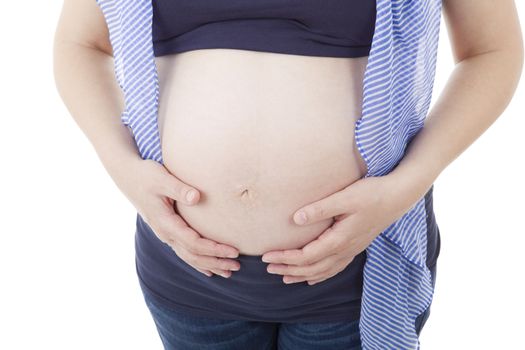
[120,158,241,278]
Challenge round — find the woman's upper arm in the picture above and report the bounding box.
[442,0,523,63]
[54,0,113,55]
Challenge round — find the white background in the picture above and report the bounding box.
[1,1,524,349]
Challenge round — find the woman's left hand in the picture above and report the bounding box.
[261,173,424,285]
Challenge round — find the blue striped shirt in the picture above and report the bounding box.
[95,0,443,348]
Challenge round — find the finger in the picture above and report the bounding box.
[210,269,232,278]
[187,234,241,259]
[157,213,240,258]
[195,267,213,277]
[185,233,241,258]
[282,275,308,284]
[300,227,345,264]
[173,244,241,272]
[170,241,213,277]
[262,248,304,265]
[172,242,239,277]
[307,269,341,285]
[266,254,336,277]
[158,167,201,205]
[191,254,241,272]
[262,227,342,265]
[281,270,332,284]
[307,279,324,285]
[284,268,341,285]
[292,188,351,226]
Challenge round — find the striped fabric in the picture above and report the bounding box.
[95,0,443,348]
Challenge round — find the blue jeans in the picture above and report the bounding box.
[140,284,362,350]
[140,262,436,349]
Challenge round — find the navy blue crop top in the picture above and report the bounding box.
[152,0,376,58]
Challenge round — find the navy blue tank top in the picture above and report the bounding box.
[152,0,376,58]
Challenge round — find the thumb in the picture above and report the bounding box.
[160,170,201,206]
[293,188,350,225]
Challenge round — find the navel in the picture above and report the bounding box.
[238,187,258,206]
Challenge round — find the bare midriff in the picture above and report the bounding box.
[156,49,368,256]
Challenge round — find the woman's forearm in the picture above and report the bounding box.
[53,39,143,190]
[386,48,523,205]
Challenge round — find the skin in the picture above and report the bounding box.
[155,50,370,258]
[261,0,524,285]
[54,0,523,283]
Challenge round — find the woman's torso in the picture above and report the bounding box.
[156,49,368,256]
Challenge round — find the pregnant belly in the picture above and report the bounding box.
[156,49,368,256]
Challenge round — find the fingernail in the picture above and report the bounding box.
[295,211,307,225]
[186,190,197,203]
[227,252,239,258]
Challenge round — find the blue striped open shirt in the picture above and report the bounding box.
[95,0,443,348]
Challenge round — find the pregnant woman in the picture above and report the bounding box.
[53,0,523,349]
